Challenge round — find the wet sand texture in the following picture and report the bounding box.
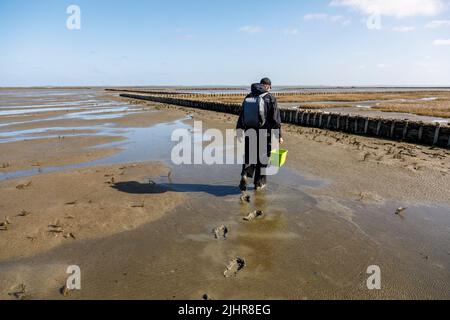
[1,89,450,300]
[0,163,185,261]
[119,94,450,149]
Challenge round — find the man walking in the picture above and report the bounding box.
[237,78,283,191]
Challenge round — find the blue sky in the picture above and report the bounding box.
[1,0,450,87]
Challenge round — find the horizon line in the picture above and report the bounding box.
[2,85,450,89]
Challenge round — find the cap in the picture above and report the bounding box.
[260,78,272,86]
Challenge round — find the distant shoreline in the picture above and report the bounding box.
[2,86,450,91]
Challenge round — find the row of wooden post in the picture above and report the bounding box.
[120,93,450,149]
[110,88,390,99]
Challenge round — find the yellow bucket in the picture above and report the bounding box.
[270,149,288,167]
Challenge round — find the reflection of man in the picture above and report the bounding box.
[236,78,283,191]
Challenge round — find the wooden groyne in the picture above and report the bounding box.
[120,93,450,149]
[121,93,242,115]
[113,89,406,99]
[109,88,450,98]
[106,88,187,96]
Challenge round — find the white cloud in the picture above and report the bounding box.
[283,28,299,35]
[330,0,448,18]
[433,39,450,45]
[425,20,450,28]
[304,13,352,25]
[392,26,415,32]
[238,26,263,34]
[377,63,387,68]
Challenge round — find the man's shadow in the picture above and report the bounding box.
[111,181,241,197]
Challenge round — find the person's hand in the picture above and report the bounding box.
[280,137,284,145]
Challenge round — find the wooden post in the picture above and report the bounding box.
[418,125,423,141]
[433,125,440,145]
[364,119,369,134]
[376,120,382,136]
[402,122,409,140]
[390,121,396,138]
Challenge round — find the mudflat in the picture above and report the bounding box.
[0,89,449,300]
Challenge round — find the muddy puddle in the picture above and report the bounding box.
[1,89,450,299]
[0,89,143,129]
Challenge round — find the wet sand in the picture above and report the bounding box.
[1,89,449,300]
[0,136,123,173]
[0,162,184,261]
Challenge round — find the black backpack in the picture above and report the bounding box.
[243,92,268,128]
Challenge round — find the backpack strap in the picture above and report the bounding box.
[258,92,269,126]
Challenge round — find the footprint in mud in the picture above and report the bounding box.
[60,285,71,296]
[8,284,31,300]
[395,207,407,218]
[105,177,115,185]
[213,225,228,240]
[63,232,76,240]
[17,210,32,217]
[202,294,213,300]
[243,210,264,222]
[240,193,251,203]
[0,216,11,231]
[48,220,65,236]
[419,252,429,260]
[16,181,32,190]
[223,257,246,278]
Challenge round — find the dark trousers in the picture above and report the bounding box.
[241,130,272,186]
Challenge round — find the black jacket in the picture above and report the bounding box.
[236,83,282,138]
